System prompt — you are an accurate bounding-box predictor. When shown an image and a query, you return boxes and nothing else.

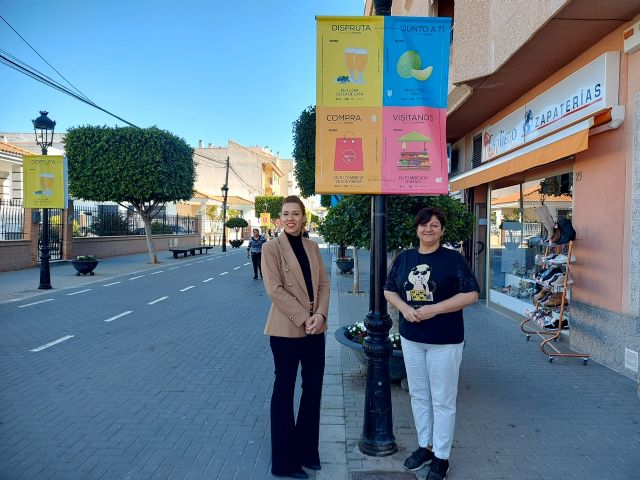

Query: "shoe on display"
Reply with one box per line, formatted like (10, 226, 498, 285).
(544, 319, 569, 330)
(543, 292, 564, 307)
(426, 457, 450, 480)
(404, 447, 434, 471)
(550, 273, 574, 287)
(550, 254, 576, 264)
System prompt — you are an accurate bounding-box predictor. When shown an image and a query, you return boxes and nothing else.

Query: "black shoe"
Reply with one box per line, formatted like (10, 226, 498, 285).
(404, 446, 434, 471)
(301, 462, 321, 470)
(271, 469, 308, 479)
(253, 276, 258, 280)
(426, 456, 449, 480)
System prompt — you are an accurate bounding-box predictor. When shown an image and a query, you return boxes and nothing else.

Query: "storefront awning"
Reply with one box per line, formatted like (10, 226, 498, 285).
(450, 118, 593, 191)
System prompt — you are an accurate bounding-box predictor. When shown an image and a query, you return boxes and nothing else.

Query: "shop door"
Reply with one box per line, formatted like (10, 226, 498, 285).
(474, 203, 487, 299)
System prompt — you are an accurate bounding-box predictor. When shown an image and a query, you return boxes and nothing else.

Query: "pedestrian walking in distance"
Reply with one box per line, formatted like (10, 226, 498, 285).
(384, 207, 479, 480)
(247, 228, 267, 279)
(261, 195, 330, 479)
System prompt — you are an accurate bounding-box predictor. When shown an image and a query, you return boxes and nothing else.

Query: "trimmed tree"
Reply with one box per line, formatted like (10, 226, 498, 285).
(254, 195, 284, 220)
(64, 125, 195, 264)
(292, 106, 316, 198)
(225, 217, 248, 243)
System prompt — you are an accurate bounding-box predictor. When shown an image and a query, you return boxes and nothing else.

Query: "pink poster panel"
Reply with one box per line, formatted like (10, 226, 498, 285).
(381, 107, 448, 194)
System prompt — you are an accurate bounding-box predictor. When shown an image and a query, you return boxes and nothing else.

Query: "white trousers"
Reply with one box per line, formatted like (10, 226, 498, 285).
(400, 337, 464, 460)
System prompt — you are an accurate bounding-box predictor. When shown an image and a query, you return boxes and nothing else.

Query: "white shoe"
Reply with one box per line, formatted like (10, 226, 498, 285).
(549, 254, 576, 264)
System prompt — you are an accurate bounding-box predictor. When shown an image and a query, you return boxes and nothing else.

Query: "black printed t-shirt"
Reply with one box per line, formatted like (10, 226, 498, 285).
(384, 247, 480, 345)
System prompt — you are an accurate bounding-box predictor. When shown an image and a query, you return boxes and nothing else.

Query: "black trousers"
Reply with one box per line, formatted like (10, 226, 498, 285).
(251, 252, 262, 277)
(269, 334, 325, 475)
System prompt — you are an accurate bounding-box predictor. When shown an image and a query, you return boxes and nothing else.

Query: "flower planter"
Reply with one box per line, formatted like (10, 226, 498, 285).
(336, 258, 354, 274)
(334, 326, 406, 382)
(71, 260, 100, 276)
(229, 239, 244, 248)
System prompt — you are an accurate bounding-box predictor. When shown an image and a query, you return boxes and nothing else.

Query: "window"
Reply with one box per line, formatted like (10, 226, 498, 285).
(472, 134, 482, 169)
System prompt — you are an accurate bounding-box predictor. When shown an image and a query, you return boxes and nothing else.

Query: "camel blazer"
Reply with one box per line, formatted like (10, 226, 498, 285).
(262, 234, 330, 337)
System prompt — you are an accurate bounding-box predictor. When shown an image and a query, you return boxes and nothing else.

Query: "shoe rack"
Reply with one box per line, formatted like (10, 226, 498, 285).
(520, 241, 590, 364)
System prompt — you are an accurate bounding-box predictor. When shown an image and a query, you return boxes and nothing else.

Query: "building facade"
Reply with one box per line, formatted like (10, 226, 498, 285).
(366, 0, 640, 379)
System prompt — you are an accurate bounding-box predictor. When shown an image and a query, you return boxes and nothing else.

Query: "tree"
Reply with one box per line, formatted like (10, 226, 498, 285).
(254, 195, 284, 220)
(64, 126, 195, 264)
(225, 217, 248, 240)
(292, 106, 316, 198)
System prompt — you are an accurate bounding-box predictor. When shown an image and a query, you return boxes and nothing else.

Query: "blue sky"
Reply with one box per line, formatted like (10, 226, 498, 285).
(0, 0, 363, 157)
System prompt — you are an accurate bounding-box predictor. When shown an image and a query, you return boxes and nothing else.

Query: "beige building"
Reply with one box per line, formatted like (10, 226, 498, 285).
(366, 0, 640, 378)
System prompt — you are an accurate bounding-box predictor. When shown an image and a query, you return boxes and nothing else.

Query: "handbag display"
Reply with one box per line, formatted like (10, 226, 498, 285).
(334, 132, 364, 171)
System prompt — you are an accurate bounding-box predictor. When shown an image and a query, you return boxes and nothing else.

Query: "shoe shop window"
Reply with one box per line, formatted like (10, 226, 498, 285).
(489, 172, 573, 312)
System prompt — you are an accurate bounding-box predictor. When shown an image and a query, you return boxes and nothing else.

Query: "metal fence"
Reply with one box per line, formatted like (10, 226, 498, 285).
(72, 205, 196, 237)
(0, 199, 25, 240)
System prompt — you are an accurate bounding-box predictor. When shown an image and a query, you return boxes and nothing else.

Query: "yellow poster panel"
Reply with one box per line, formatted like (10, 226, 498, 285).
(315, 106, 382, 194)
(316, 16, 383, 107)
(260, 212, 271, 227)
(23, 155, 67, 208)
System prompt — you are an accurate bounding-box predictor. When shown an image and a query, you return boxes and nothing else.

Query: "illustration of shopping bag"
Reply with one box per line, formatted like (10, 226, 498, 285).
(334, 132, 364, 171)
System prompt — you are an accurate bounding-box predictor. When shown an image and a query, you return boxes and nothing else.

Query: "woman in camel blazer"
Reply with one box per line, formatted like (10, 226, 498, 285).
(261, 195, 329, 479)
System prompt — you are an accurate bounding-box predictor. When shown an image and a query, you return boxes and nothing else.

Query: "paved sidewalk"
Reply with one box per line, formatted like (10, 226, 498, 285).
(1, 243, 639, 479)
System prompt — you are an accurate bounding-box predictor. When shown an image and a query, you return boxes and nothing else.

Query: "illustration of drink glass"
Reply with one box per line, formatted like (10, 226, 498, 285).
(39, 173, 54, 195)
(353, 48, 368, 83)
(344, 48, 356, 82)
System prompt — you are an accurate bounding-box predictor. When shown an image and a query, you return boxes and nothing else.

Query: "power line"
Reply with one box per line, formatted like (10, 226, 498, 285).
(0, 49, 140, 128)
(0, 14, 93, 104)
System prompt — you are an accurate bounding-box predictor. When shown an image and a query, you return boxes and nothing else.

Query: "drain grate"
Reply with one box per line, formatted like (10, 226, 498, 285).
(351, 472, 417, 480)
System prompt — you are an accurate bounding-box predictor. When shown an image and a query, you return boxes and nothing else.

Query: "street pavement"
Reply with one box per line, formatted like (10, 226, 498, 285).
(0, 240, 639, 479)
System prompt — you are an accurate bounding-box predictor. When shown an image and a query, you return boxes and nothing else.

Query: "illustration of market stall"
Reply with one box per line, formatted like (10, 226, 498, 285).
(396, 131, 431, 169)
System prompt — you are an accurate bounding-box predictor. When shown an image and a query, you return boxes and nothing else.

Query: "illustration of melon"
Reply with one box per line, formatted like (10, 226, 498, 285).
(411, 66, 433, 81)
(396, 50, 422, 78)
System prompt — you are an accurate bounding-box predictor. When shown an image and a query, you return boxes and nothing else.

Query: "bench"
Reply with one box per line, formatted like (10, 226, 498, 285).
(169, 246, 214, 259)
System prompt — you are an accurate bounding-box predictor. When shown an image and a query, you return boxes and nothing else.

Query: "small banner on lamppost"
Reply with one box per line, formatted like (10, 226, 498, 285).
(23, 155, 68, 208)
(260, 212, 271, 227)
(316, 16, 452, 195)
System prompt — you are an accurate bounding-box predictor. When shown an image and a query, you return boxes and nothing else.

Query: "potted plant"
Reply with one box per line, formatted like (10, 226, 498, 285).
(71, 255, 100, 276)
(335, 255, 354, 274)
(225, 217, 248, 248)
(335, 322, 406, 381)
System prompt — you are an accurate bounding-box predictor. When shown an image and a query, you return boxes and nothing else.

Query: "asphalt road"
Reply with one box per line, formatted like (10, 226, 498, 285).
(0, 250, 280, 479)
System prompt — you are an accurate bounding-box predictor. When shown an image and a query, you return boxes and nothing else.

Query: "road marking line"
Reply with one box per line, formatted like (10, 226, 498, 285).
(244, 262, 251, 266)
(147, 296, 168, 305)
(150, 271, 163, 275)
(105, 311, 132, 322)
(203, 278, 214, 283)
(129, 275, 145, 280)
(18, 298, 54, 308)
(220, 272, 228, 276)
(233, 266, 242, 270)
(103, 281, 121, 286)
(66, 289, 92, 296)
(196, 260, 204, 263)
(184, 263, 193, 266)
(30, 335, 74, 352)
(169, 266, 180, 270)
(180, 286, 195, 292)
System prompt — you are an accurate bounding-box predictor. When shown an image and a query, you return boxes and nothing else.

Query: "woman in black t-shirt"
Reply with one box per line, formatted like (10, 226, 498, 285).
(384, 207, 479, 480)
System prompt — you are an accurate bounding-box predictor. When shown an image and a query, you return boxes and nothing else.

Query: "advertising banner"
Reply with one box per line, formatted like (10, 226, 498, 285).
(23, 155, 68, 208)
(316, 16, 451, 195)
(260, 212, 271, 227)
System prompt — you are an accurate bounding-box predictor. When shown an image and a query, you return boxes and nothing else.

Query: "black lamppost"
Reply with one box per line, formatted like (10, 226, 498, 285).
(359, 0, 397, 457)
(221, 156, 230, 252)
(32, 110, 56, 290)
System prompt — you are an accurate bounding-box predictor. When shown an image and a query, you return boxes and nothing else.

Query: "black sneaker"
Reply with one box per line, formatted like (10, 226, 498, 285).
(426, 456, 449, 480)
(403, 447, 434, 471)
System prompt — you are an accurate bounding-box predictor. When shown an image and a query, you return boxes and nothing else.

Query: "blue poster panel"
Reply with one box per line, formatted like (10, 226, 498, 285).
(382, 17, 451, 108)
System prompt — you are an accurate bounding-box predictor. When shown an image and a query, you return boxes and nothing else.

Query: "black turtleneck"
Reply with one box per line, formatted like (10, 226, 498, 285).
(286, 232, 314, 303)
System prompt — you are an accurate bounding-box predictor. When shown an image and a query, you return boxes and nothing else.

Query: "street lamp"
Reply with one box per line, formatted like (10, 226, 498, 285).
(32, 110, 56, 290)
(221, 156, 230, 252)
(358, 0, 397, 457)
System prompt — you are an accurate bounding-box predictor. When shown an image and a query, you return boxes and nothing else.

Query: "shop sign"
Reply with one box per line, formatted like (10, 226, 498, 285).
(483, 51, 620, 161)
